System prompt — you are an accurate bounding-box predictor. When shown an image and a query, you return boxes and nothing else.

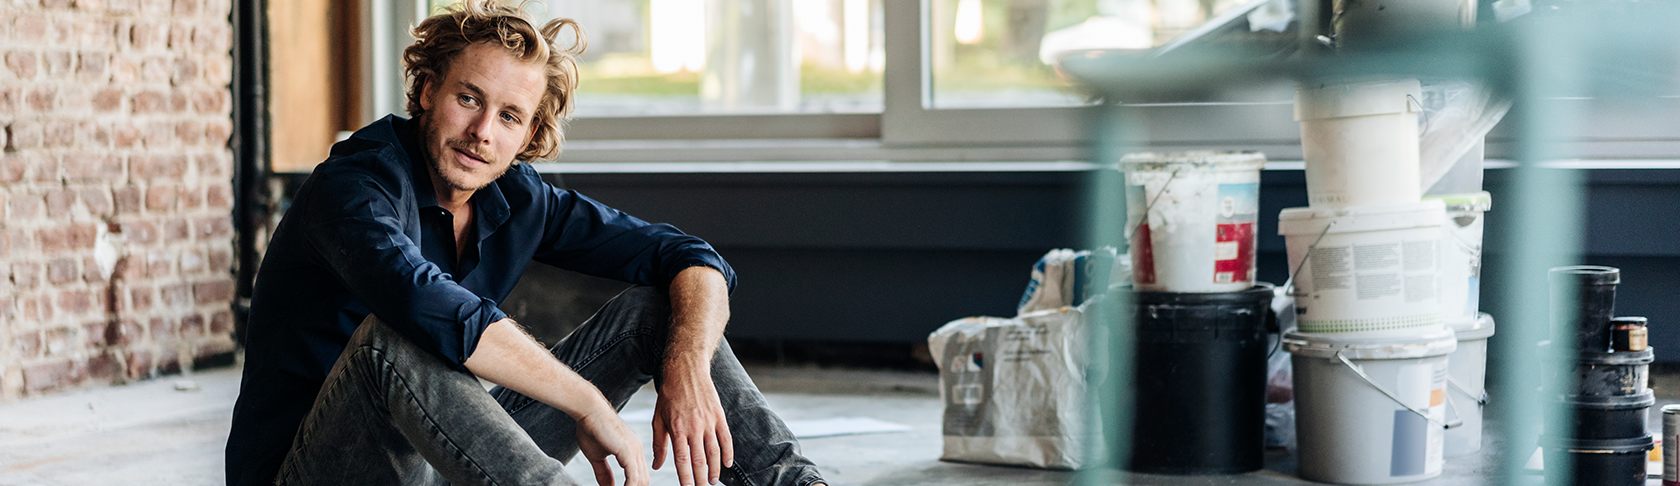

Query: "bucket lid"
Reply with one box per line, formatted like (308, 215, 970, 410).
(1449, 313, 1496, 340)
(1119, 151, 1266, 172)
(1548, 265, 1620, 286)
(1277, 200, 1446, 236)
(1423, 191, 1492, 212)
(1540, 434, 1654, 452)
(1131, 282, 1276, 305)
(1294, 79, 1422, 121)
(1283, 327, 1457, 360)
(1611, 316, 1647, 327)
(1559, 389, 1655, 409)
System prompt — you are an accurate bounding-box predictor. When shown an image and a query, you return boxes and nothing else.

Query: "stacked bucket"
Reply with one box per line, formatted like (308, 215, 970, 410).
(1117, 152, 1278, 475)
(1278, 79, 1496, 484)
(1542, 266, 1654, 486)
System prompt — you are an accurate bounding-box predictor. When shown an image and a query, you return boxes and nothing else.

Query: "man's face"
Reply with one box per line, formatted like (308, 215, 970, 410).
(418, 42, 547, 195)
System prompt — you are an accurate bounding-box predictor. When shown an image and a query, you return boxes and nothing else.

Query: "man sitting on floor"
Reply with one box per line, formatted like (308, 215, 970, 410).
(224, 2, 825, 485)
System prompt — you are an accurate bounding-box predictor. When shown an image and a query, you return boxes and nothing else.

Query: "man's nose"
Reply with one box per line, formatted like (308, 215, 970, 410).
(468, 111, 495, 143)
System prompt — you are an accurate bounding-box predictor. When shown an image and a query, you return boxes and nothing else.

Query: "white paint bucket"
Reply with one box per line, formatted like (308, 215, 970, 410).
(1279, 200, 1446, 333)
(1285, 328, 1457, 484)
(1296, 79, 1424, 208)
(1444, 313, 1494, 457)
(1425, 192, 1492, 328)
(1122, 151, 1266, 293)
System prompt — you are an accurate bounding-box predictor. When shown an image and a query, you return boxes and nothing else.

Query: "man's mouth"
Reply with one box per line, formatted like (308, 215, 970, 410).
(451, 147, 488, 167)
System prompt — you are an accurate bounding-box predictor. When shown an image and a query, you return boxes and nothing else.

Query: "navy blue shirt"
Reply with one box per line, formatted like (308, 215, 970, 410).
(225, 115, 734, 486)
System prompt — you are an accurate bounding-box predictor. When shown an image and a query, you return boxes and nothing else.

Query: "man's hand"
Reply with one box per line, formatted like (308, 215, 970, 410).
(653, 266, 734, 486)
(652, 366, 733, 486)
(576, 409, 650, 486)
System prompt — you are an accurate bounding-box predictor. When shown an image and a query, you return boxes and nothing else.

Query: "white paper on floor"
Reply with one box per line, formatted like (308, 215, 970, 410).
(784, 417, 912, 438)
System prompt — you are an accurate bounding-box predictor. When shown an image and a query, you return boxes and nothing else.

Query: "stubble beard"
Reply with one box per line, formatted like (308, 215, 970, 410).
(419, 112, 513, 194)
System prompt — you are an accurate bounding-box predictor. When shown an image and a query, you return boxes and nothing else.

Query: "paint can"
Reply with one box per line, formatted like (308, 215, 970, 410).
(1423, 192, 1490, 328)
(1611, 316, 1648, 352)
(1549, 266, 1619, 353)
(1662, 404, 1680, 486)
(1559, 390, 1654, 440)
(1444, 313, 1493, 457)
(1295, 79, 1423, 208)
(1542, 435, 1653, 486)
(1284, 328, 1456, 484)
(1278, 200, 1446, 333)
(1122, 151, 1265, 293)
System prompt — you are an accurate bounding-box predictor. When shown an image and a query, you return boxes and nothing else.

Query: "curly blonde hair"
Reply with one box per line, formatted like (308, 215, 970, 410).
(404, 0, 586, 162)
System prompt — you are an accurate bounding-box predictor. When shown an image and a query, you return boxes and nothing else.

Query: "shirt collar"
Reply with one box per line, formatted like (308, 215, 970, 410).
(397, 117, 444, 210)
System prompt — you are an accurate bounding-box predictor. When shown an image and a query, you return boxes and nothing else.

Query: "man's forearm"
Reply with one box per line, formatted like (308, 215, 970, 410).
(664, 266, 731, 376)
(465, 318, 615, 420)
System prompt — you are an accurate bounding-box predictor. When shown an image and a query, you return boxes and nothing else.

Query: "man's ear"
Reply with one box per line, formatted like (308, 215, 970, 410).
(418, 77, 435, 112)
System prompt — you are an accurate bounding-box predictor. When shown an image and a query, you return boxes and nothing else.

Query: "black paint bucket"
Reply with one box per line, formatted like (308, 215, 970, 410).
(1570, 348, 1653, 397)
(1541, 435, 1653, 486)
(1549, 266, 1620, 353)
(1126, 283, 1276, 475)
(1558, 390, 1654, 440)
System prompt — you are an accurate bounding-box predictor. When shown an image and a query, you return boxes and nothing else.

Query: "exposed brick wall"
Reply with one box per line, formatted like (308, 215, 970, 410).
(0, 0, 235, 400)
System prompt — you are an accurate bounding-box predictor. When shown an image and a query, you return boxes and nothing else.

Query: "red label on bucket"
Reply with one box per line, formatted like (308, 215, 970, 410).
(1133, 223, 1157, 284)
(1214, 222, 1255, 284)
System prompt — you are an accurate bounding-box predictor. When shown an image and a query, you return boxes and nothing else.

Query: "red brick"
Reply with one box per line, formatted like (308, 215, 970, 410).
(124, 349, 152, 379)
(81, 256, 103, 283)
(110, 254, 134, 280)
(77, 189, 111, 218)
(210, 310, 232, 334)
(45, 189, 75, 218)
(46, 257, 78, 284)
(205, 118, 231, 145)
(129, 285, 153, 310)
(196, 216, 229, 239)
(21, 296, 42, 320)
(207, 248, 230, 272)
(180, 313, 204, 335)
(133, 154, 186, 179)
(63, 154, 121, 182)
(41, 0, 74, 8)
(140, 122, 174, 147)
(36, 224, 98, 253)
(175, 119, 202, 146)
(180, 249, 204, 273)
(140, 56, 168, 81)
(160, 283, 189, 307)
(147, 316, 170, 336)
(132, 89, 166, 113)
(43, 327, 72, 355)
(44, 119, 76, 148)
(58, 290, 93, 315)
(170, 57, 197, 85)
(178, 185, 202, 208)
(84, 321, 107, 348)
(22, 360, 75, 394)
(9, 192, 44, 220)
(8, 121, 44, 149)
(113, 185, 141, 213)
(0, 155, 24, 182)
(144, 184, 176, 210)
(87, 351, 117, 381)
(113, 124, 139, 147)
(109, 55, 136, 83)
(124, 220, 156, 245)
(92, 88, 123, 112)
(43, 51, 73, 79)
(193, 279, 233, 304)
(76, 0, 108, 12)
(5, 51, 37, 79)
(14, 15, 48, 40)
(192, 87, 219, 113)
(163, 218, 188, 240)
(167, 22, 191, 49)
(26, 86, 55, 111)
(77, 52, 108, 82)
(205, 184, 231, 209)
(12, 262, 41, 289)
(14, 331, 40, 359)
(172, 0, 198, 15)
(168, 90, 187, 111)
(145, 251, 171, 276)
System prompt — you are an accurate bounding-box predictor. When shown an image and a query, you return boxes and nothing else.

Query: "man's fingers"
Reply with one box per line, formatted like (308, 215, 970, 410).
(589, 457, 615, 486)
(651, 420, 668, 470)
(626, 454, 650, 486)
(705, 431, 722, 485)
(718, 421, 735, 469)
(689, 435, 708, 486)
(673, 440, 696, 486)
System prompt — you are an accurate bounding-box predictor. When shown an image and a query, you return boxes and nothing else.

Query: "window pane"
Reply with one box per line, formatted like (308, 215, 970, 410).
(426, 0, 885, 117)
(930, 0, 1283, 108)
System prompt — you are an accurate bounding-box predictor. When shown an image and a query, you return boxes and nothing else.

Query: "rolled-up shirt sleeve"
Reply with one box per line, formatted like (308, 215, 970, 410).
(302, 175, 504, 368)
(532, 186, 736, 294)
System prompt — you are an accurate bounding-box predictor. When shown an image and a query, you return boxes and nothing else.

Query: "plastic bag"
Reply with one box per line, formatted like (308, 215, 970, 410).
(1017, 248, 1123, 315)
(1263, 285, 1298, 451)
(930, 306, 1095, 469)
(1417, 80, 1512, 194)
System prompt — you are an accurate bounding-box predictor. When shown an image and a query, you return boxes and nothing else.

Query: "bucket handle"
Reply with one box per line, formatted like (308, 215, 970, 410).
(1123, 169, 1180, 240)
(1334, 352, 1464, 429)
(1447, 375, 1489, 406)
(1282, 221, 1338, 298)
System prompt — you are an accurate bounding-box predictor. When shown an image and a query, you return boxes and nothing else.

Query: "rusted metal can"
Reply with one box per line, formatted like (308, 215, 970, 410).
(1612, 316, 1648, 352)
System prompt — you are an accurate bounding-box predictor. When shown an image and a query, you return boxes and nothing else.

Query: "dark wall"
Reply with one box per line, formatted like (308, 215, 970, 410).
(541, 168, 1680, 360)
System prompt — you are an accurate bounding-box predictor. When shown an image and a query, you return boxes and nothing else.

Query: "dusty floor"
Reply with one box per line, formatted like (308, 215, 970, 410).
(0, 363, 1667, 485)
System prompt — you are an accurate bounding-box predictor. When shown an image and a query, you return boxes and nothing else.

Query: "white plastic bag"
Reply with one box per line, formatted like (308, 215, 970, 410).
(930, 306, 1094, 469)
(1017, 248, 1122, 315)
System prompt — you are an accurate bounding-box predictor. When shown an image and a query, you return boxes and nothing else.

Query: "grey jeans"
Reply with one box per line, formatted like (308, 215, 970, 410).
(275, 286, 824, 486)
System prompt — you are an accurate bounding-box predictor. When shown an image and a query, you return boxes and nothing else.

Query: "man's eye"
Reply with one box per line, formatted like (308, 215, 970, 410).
(459, 95, 477, 106)
(501, 112, 518, 123)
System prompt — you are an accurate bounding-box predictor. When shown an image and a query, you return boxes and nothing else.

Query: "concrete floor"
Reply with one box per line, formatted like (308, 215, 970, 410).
(0, 363, 1666, 486)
